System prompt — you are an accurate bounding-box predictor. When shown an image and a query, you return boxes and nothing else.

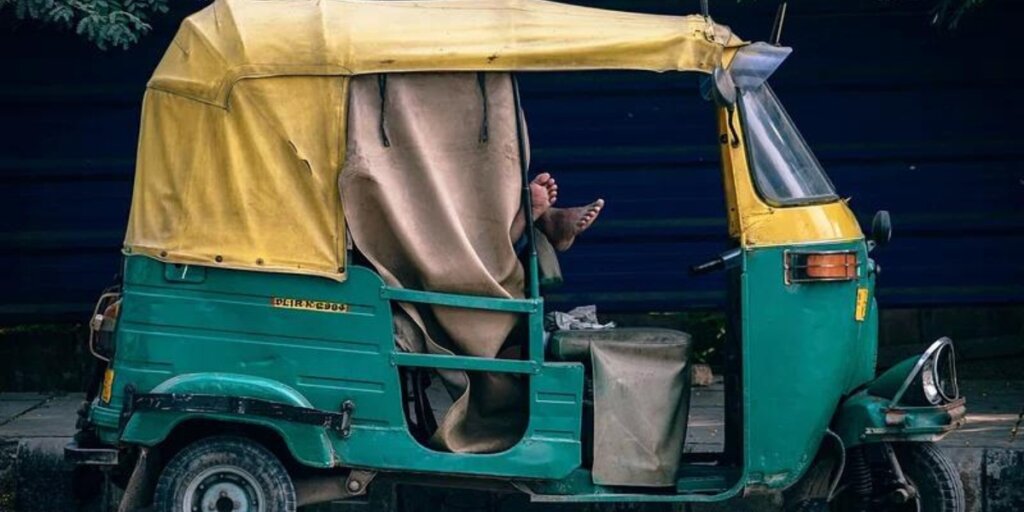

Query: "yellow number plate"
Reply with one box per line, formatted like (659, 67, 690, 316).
(855, 287, 870, 322)
(271, 297, 349, 314)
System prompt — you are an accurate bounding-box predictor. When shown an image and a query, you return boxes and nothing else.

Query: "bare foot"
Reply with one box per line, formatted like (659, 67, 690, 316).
(540, 199, 605, 252)
(512, 173, 559, 242)
(530, 172, 557, 220)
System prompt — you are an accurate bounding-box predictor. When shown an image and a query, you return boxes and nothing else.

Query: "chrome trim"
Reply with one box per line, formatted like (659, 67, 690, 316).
(783, 249, 860, 285)
(824, 430, 846, 502)
(935, 341, 960, 402)
(88, 292, 119, 363)
(890, 337, 955, 407)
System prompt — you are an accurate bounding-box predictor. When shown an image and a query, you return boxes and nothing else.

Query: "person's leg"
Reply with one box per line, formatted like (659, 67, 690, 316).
(538, 199, 605, 252)
(511, 171, 605, 253)
(510, 172, 557, 243)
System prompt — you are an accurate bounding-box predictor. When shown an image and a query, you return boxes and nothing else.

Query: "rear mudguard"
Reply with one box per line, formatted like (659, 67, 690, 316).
(120, 373, 338, 468)
(832, 357, 966, 449)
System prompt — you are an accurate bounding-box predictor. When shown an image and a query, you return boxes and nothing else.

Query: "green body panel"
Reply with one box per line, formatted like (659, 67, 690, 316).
(391, 352, 539, 374)
(119, 373, 336, 467)
(852, 263, 880, 389)
(738, 241, 875, 489)
(88, 245, 959, 501)
(98, 255, 583, 480)
(381, 286, 540, 313)
(867, 356, 918, 400)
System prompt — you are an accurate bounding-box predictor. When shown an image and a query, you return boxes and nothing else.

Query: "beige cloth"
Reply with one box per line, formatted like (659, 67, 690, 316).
(340, 73, 528, 453)
(591, 339, 690, 486)
(550, 328, 692, 486)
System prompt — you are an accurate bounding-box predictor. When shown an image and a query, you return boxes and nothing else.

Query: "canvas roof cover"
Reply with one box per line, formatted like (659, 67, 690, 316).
(125, 0, 743, 280)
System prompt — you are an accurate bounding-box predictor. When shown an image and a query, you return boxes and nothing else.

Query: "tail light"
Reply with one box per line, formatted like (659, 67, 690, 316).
(89, 292, 121, 362)
(785, 250, 858, 284)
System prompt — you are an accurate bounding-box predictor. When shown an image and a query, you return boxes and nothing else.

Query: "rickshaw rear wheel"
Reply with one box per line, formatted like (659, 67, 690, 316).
(826, 442, 964, 512)
(153, 435, 296, 512)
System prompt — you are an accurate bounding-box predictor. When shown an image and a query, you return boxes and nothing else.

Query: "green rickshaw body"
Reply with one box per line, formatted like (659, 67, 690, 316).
(85, 236, 930, 501)
(91, 257, 585, 479)
(738, 240, 875, 488)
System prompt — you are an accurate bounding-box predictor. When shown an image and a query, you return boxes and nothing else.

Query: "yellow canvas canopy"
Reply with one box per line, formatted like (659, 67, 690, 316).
(125, 0, 744, 280)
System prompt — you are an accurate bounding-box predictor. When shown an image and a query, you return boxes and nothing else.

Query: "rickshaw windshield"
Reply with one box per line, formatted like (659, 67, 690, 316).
(739, 84, 838, 206)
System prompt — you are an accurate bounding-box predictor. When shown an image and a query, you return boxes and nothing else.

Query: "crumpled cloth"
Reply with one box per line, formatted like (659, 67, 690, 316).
(546, 305, 616, 331)
(341, 72, 528, 454)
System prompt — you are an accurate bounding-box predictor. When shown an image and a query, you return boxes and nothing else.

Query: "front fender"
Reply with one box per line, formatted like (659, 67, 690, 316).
(120, 373, 338, 468)
(832, 369, 966, 449)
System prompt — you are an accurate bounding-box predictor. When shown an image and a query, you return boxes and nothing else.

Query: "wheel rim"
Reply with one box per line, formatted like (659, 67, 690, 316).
(907, 474, 922, 512)
(183, 465, 265, 512)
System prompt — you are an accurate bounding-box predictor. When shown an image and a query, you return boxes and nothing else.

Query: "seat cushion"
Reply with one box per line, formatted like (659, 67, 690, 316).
(548, 327, 691, 363)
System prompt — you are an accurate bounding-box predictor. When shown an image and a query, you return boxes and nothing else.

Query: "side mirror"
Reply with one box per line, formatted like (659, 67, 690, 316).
(729, 42, 793, 90)
(870, 210, 892, 248)
(700, 66, 737, 107)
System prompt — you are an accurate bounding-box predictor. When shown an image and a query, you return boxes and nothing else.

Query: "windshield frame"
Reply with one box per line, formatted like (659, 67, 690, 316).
(736, 83, 839, 207)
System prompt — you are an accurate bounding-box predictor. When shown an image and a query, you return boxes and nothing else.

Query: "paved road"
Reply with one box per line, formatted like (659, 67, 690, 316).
(1, 381, 1021, 511)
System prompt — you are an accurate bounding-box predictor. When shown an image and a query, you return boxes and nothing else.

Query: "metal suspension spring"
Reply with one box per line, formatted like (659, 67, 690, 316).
(848, 447, 874, 512)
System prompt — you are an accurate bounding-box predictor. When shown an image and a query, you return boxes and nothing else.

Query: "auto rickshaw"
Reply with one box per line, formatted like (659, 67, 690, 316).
(65, 1, 967, 511)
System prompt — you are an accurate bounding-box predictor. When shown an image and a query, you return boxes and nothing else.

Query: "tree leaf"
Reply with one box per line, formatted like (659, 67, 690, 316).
(1, 0, 186, 49)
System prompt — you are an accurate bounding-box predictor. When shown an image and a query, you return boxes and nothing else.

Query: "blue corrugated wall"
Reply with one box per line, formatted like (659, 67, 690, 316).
(1, 0, 1022, 321)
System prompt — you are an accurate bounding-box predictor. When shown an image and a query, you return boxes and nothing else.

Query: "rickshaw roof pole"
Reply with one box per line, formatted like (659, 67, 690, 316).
(511, 76, 540, 299)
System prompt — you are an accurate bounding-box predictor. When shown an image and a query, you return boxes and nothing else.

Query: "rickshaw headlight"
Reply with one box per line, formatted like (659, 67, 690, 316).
(877, 337, 959, 407)
(920, 359, 941, 405)
(892, 337, 954, 405)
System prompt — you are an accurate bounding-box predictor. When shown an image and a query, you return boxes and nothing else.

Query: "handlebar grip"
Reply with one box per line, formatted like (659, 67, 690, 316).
(689, 258, 724, 276)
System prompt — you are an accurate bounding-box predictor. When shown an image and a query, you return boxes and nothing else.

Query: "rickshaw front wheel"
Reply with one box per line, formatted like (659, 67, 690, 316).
(887, 443, 964, 512)
(830, 442, 964, 512)
(153, 435, 296, 512)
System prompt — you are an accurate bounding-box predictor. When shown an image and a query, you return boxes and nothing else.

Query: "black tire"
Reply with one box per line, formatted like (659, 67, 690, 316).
(153, 436, 296, 512)
(893, 442, 965, 512)
(826, 442, 964, 512)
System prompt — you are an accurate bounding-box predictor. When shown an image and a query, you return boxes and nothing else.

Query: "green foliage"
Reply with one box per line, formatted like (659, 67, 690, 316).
(0, 0, 170, 50)
(0, 0, 993, 51)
